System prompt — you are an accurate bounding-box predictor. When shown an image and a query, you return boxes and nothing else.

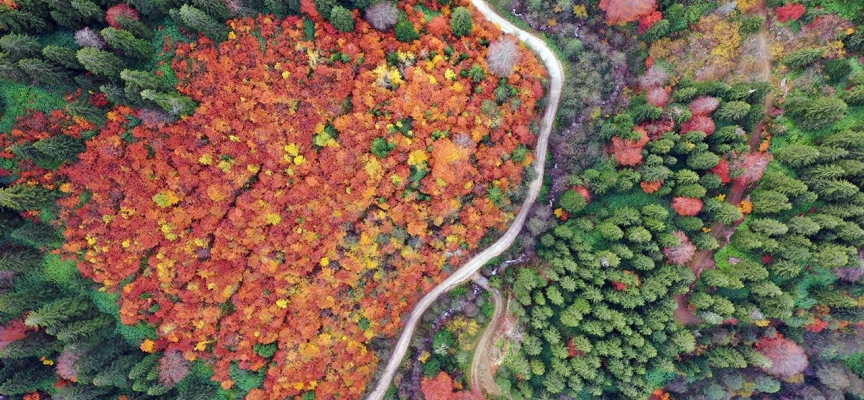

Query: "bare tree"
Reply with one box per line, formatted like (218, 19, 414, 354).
(364, 2, 398, 31)
(74, 27, 105, 49)
(487, 36, 520, 78)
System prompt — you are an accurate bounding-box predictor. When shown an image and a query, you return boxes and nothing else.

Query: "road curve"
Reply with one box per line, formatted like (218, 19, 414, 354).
(470, 286, 505, 397)
(365, 2, 564, 398)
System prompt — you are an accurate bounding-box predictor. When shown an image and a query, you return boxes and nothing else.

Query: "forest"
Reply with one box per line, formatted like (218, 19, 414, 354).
(439, 0, 864, 399)
(0, 0, 546, 398)
(5, 0, 864, 399)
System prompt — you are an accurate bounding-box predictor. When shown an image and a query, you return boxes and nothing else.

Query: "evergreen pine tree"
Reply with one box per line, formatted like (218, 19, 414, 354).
(840, 86, 864, 105)
(0, 331, 57, 359)
(0, 33, 41, 60)
(394, 20, 418, 42)
(0, 362, 54, 395)
(121, 69, 171, 93)
(329, 5, 355, 32)
(140, 89, 197, 115)
(0, 184, 57, 211)
(70, 0, 105, 23)
(91, 354, 139, 388)
(0, 247, 41, 273)
(32, 134, 86, 164)
(11, 220, 63, 249)
(450, 7, 473, 37)
(76, 47, 125, 77)
(17, 57, 70, 86)
(715, 100, 751, 122)
(784, 95, 848, 131)
(42, 45, 83, 70)
(114, 14, 154, 40)
(178, 4, 227, 42)
(25, 296, 93, 329)
(314, 0, 336, 19)
(0, 7, 48, 33)
(100, 27, 152, 59)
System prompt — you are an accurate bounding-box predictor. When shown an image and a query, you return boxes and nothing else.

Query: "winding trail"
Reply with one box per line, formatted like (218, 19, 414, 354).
(364, 1, 564, 398)
(470, 282, 505, 398)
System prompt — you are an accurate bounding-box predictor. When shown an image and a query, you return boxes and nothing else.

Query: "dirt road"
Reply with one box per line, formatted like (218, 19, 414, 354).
(364, 1, 564, 398)
(469, 285, 505, 397)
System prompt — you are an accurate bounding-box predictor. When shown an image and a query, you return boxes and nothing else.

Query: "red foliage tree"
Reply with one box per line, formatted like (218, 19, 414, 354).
(0, 320, 28, 351)
(598, 0, 658, 24)
(672, 197, 703, 216)
(647, 87, 670, 107)
(710, 158, 731, 184)
(158, 350, 191, 387)
(55, 350, 81, 381)
(611, 127, 649, 166)
(574, 185, 592, 204)
(421, 372, 480, 400)
(688, 96, 720, 116)
(638, 11, 663, 34)
(756, 334, 809, 378)
(663, 230, 696, 265)
(105, 4, 140, 29)
(732, 152, 773, 186)
(641, 180, 662, 194)
(776, 3, 806, 23)
(680, 115, 716, 135)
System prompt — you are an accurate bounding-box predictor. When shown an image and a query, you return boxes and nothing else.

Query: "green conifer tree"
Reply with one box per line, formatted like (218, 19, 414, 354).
(178, 4, 227, 42)
(11, 220, 62, 249)
(76, 47, 124, 77)
(100, 27, 152, 59)
(17, 58, 69, 86)
(329, 5, 355, 32)
(24, 296, 93, 329)
(70, 0, 104, 23)
(140, 89, 197, 115)
(450, 7, 473, 37)
(0, 33, 41, 60)
(114, 14, 154, 40)
(394, 20, 418, 42)
(121, 69, 171, 93)
(0, 184, 57, 211)
(42, 45, 83, 70)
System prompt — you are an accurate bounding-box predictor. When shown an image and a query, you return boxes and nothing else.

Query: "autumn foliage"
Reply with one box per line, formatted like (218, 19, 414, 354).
(776, 3, 806, 23)
(421, 372, 481, 400)
(611, 127, 649, 166)
(57, 3, 544, 398)
(756, 334, 809, 378)
(672, 197, 704, 216)
(598, 0, 658, 25)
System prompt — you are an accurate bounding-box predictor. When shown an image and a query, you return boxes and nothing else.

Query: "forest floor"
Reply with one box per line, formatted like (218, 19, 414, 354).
(675, 0, 776, 324)
(363, 0, 564, 398)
